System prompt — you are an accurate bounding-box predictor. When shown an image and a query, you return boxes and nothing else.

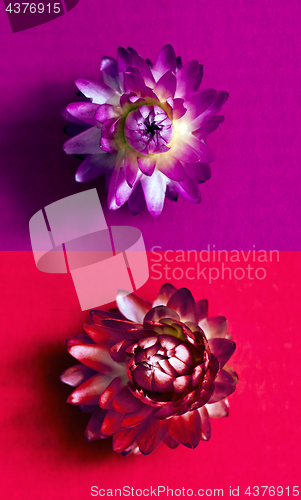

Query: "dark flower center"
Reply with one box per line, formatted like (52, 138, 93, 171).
(144, 121, 162, 137)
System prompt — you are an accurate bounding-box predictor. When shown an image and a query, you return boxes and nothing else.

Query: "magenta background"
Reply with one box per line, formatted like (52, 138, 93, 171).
(1, 0, 301, 250)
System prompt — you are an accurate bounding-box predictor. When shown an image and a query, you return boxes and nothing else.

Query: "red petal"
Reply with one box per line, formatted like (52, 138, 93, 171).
(167, 288, 198, 323)
(99, 377, 124, 409)
(85, 407, 106, 441)
(113, 425, 143, 453)
(100, 409, 125, 436)
(169, 411, 201, 448)
(60, 364, 96, 387)
(113, 387, 144, 413)
(137, 418, 169, 455)
(199, 406, 211, 440)
(67, 374, 112, 406)
(164, 433, 180, 449)
(122, 405, 154, 428)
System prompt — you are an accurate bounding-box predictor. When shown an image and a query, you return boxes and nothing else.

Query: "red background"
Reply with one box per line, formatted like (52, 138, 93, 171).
(1, 252, 300, 499)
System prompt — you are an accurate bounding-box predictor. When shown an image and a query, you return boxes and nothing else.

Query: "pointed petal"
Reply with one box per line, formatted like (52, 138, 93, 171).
(208, 367, 238, 404)
(182, 89, 217, 124)
(100, 56, 120, 92)
(169, 411, 201, 448)
(144, 305, 180, 323)
(113, 387, 145, 413)
(75, 153, 116, 182)
(137, 156, 157, 176)
(189, 162, 212, 183)
(60, 364, 96, 387)
(156, 154, 185, 181)
(132, 53, 156, 87)
(137, 418, 169, 455)
(75, 78, 118, 104)
(122, 405, 154, 428)
(67, 374, 113, 405)
(95, 104, 120, 123)
(68, 344, 123, 374)
(123, 67, 145, 93)
(199, 316, 228, 339)
(206, 399, 229, 418)
(173, 98, 187, 120)
(193, 64, 204, 91)
(199, 406, 211, 440)
(99, 377, 124, 409)
(128, 183, 145, 215)
(208, 338, 236, 368)
(101, 409, 125, 436)
(116, 290, 151, 323)
(113, 425, 143, 452)
(175, 60, 200, 98)
(196, 299, 208, 321)
(169, 136, 200, 163)
(193, 116, 225, 140)
(66, 102, 100, 126)
(152, 283, 177, 307)
(167, 288, 198, 323)
(83, 323, 125, 347)
(140, 170, 167, 217)
(181, 134, 216, 163)
(154, 71, 177, 100)
(152, 44, 176, 80)
(164, 433, 180, 449)
(63, 127, 102, 155)
(85, 406, 107, 441)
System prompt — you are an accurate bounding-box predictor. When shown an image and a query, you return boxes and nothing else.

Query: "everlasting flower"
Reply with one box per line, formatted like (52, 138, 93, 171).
(62, 45, 228, 217)
(61, 284, 238, 456)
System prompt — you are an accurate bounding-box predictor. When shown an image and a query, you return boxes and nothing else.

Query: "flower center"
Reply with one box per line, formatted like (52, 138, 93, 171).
(124, 104, 173, 156)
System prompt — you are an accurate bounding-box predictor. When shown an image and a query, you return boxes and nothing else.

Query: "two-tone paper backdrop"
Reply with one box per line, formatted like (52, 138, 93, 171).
(1, 1, 301, 499)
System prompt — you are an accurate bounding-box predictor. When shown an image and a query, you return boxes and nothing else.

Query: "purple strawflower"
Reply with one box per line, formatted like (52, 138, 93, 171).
(63, 45, 228, 217)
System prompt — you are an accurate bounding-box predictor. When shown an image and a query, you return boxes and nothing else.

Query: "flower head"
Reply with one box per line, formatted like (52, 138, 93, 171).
(63, 45, 228, 217)
(61, 284, 238, 456)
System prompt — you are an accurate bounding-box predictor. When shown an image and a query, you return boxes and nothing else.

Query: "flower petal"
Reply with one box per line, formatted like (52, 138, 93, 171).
(208, 338, 236, 368)
(116, 290, 151, 323)
(60, 364, 96, 387)
(101, 409, 125, 436)
(75, 153, 116, 182)
(83, 323, 126, 347)
(189, 162, 212, 183)
(193, 64, 204, 92)
(75, 78, 118, 104)
(168, 137, 200, 163)
(137, 418, 169, 455)
(152, 283, 177, 307)
(175, 60, 200, 98)
(164, 433, 180, 449)
(122, 405, 154, 428)
(199, 316, 228, 339)
(181, 89, 217, 124)
(169, 411, 201, 448)
(208, 367, 238, 404)
(140, 170, 167, 217)
(144, 305, 180, 323)
(113, 387, 145, 413)
(128, 183, 145, 215)
(198, 406, 211, 440)
(193, 116, 225, 140)
(68, 344, 123, 374)
(123, 67, 145, 94)
(206, 399, 229, 418)
(156, 154, 186, 181)
(181, 134, 216, 163)
(67, 374, 113, 405)
(95, 104, 120, 123)
(85, 406, 106, 441)
(66, 102, 100, 126)
(167, 288, 198, 323)
(113, 425, 143, 453)
(152, 44, 176, 81)
(99, 377, 124, 409)
(63, 127, 102, 155)
(137, 156, 157, 176)
(154, 71, 177, 100)
(100, 56, 120, 92)
(132, 53, 156, 87)
(196, 299, 208, 321)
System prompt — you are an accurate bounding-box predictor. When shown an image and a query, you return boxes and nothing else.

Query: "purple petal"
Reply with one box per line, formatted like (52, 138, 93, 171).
(152, 44, 176, 80)
(116, 290, 151, 323)
(60, 364, 96, 388)
(75, 153, 116, 182)
(175, 60, 200, 98)
(181, 134, 216, 163)
(137, 418, 169, 455)
(169, 411, 201, 448)
(176, 56, 183, 70)
(100, 56, 120, 92)
(169, 137, 200, 163)
(124, 150, 139, 186)
(152, 283, 177, 307)
(61, 107, 85, 125)
(173, 98, 187, 120)
(67, 374, 113, 406)
(128, 183, 145, 215)
(201, 90, 229, 121)
(63, 127, 102, 155)
(75, 78, 117, 104)
(108, 153, 136, 209)
(137, 156, 157, 176)
(95, 104, 120, 123)
(167, 287, 198, 323)
(182, 89, 217, 124)
(66, 102, 100, 126)
(156, 154, 186, 181)
(208, 338, 236, 368)
(154, 71, 177, 100)
(132, 53, 156, 87)
(123, 67, 145, 94)
(141, 169, 167, 217)
(206, 399, 229, 418)
(193, 65, 204, 91)
(189, 162, 211, 183)
(193, 116, 225, 140)
(85, 406, 106, 441)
